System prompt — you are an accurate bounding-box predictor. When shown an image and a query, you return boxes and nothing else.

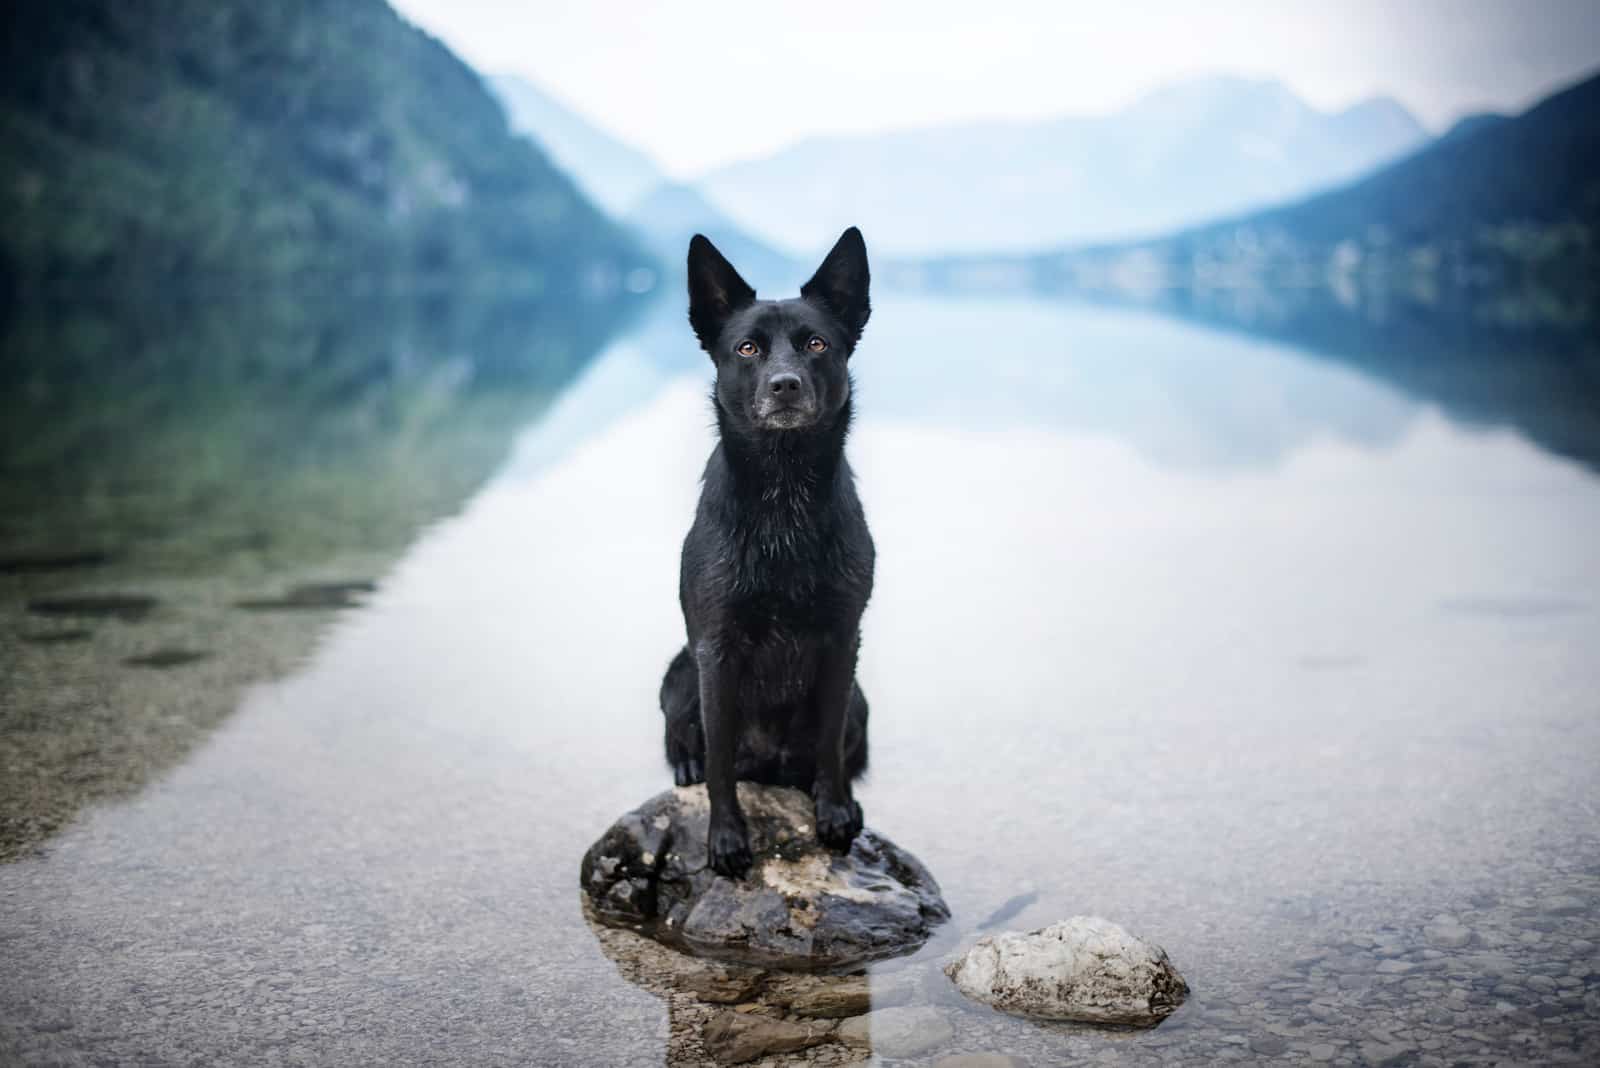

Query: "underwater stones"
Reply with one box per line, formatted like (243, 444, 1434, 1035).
(944, 916, 1189, 1027)
(580, 783, 949, 970)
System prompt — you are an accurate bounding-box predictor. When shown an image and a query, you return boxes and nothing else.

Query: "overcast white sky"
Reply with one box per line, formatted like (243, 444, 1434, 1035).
(392, 0, 1600, 176)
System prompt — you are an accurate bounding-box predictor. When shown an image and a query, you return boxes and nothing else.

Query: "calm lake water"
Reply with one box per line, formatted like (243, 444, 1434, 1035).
(2, 292, 1598, 1065)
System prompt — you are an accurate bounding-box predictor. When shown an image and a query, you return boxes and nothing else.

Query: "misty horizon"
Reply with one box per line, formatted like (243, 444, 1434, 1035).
(495, 69, 1457, 180)
(393, 0, 1600, 175)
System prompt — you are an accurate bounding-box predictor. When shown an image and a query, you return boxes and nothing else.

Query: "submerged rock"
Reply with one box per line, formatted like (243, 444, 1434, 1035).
(584, 905, 936, 1063)
(701, 1010, 834, 1064)
(944, 916, 1188, 1026)
(122, 648, 212, 669)
(19, 629, 92, 644)
(1424, 921, 1474, 949)
(234, 580, 375, 611)
(673, 958, 766, 1004)
(763, 972, 874, 1017)
(0, 549, 111, 575)
(580, 783, 949, 970)
(835, 1005, 954, 1058)
(27, 593, 158, 621)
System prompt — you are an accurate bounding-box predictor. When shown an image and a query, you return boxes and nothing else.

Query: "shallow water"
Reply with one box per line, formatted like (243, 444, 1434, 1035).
(2, 294, 1598, 1065)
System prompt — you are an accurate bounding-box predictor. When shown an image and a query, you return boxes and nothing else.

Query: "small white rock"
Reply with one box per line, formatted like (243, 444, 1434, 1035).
(943, 916, 1188, 1027)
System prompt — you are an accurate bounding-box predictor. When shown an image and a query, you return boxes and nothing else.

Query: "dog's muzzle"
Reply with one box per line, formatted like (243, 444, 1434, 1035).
(755, 371, 818, 428)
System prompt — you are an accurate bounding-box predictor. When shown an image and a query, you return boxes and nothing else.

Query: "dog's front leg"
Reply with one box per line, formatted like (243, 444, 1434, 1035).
(811, 629, 864, 851)
(696, 639, 751, 878)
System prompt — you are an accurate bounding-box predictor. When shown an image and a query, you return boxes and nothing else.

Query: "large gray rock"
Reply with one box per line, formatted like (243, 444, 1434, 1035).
(581, 783, 949, 969)
(944, 916, 1188, 1026)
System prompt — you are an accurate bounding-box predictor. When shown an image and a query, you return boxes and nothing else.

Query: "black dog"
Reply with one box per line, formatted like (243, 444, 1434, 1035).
(660, 228, 875, 879)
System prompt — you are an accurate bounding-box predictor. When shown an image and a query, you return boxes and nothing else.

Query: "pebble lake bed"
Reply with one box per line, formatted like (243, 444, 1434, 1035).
(3, 296, 1599, 1064)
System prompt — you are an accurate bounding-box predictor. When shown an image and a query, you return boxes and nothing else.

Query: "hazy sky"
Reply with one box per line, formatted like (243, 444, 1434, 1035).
(392, 0, 1600, 176)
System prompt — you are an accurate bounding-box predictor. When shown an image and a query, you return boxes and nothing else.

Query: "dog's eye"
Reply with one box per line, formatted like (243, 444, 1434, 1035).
(736, 339, 760, 358)
(807, 335, 828, 353)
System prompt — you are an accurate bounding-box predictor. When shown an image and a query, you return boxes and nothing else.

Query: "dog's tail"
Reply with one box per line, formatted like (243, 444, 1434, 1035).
(660, 647, 704, 785)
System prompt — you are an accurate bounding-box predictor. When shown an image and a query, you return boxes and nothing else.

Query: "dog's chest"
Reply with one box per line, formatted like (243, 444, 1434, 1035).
(733, 618, 823, 707)
(735, 482, 821, 568)
(725, 490, 865, 596)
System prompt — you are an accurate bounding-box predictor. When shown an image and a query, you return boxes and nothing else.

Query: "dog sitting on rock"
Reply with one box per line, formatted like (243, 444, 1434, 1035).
(659, 228, 875, 879)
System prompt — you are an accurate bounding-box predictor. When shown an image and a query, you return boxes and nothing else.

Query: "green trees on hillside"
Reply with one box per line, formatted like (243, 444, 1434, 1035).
(0, 1, 654, 289)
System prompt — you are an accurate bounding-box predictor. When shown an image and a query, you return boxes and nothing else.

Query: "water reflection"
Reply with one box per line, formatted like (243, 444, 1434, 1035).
(1057, 281, 1600, 475)
(0, 290, 631, 569)
(0, 288, 637, 858)
(855, 296, 1420, 471)
(1, 288, 1597, 1065)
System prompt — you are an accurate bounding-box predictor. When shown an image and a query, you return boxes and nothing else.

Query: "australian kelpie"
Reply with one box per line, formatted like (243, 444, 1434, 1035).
(659, 228, 874, 878)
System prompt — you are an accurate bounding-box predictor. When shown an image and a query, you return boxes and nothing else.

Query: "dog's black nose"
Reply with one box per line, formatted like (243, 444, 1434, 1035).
(769, 373, 802, 395)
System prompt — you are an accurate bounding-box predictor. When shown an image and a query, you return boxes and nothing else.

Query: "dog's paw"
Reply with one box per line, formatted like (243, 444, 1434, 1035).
(814, 795, 863, 852)
(672, 757, 705, 787)
(707, 820, 752, 879)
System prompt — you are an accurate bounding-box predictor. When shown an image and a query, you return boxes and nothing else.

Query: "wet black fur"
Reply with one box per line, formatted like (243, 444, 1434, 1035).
(660, 228, 875, 878)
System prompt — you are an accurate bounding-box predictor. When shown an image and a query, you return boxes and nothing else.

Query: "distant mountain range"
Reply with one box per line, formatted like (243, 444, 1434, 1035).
(696, 76, 1429, 257)
(0, 2, 651, 289)
(899, 71, 1599, 329)
(489, 74, 662, 217)
(1077, 70, 1595, 304)
(621, 183, 800, 291)
(1171, 73, 1595, 249)
(489, 72, 1430, 266)
(490, 73, 798, 288)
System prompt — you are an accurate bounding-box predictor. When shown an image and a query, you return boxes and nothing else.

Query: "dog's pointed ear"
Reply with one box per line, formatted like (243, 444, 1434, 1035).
(801, 226, 870, 349)
(687, 234, 755, 350)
